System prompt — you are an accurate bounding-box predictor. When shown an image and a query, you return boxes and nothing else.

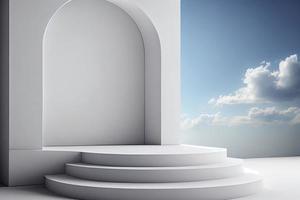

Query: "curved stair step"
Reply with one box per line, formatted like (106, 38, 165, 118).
(66, 158, 243, 182)
(81, 145, 227, 167)
(46, 172, 262, 200)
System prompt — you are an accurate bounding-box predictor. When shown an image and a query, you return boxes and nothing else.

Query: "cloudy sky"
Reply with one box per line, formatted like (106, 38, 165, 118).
(181, 0, 300, 135)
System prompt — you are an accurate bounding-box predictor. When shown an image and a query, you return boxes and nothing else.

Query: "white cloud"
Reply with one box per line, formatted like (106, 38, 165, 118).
(181, 107, 300, 129)
(210, 54, 300, 106)
(180, 113, 226, 129)
(248, 107, 300, 124)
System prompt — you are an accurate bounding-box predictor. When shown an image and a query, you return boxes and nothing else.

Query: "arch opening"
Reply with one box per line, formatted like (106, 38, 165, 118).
(42, 0, 161, 146)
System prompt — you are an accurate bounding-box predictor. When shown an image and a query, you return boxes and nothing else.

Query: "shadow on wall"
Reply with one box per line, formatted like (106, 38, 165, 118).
(0, 0, 9, 186)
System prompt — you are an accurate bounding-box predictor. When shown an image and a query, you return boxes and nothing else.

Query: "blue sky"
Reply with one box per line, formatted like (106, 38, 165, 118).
(181, 0, 300, 133)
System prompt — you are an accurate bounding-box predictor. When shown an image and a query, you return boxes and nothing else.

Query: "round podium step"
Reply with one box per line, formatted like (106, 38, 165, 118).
(45, 145, 262, 200)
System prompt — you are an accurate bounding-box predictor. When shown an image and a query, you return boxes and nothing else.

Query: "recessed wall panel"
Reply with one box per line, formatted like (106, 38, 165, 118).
(43, 0, 145, 146)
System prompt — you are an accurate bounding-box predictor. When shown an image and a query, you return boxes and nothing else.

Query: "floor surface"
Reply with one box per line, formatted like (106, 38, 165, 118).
(0, 157, 299, 200)
(238, 157, 300, 200)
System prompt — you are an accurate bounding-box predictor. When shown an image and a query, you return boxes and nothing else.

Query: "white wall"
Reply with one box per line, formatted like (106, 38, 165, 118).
(132, 0, 181, 144)
(43, 0, 145, 146)
(8, 0, 79, 186)
(109, 0, 163, 145)
(108, 0, 181, 144)
(6, 0, 181, 186)
(9, 0, 69, 150)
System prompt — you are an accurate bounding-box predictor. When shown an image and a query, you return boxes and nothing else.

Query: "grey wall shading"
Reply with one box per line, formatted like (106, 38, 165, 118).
(0, 0, 9, 186)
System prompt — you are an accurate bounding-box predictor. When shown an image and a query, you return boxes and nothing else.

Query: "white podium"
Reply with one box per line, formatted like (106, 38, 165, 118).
(0, 0, 261, 199)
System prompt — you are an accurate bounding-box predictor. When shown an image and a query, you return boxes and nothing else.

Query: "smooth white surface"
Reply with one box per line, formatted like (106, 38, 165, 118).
(108, 0, 162, 145)
(112, 0, 181, 145)
(1, 157, 299, 200)
(0, 186, 72, 200)
(137, 0, 181, 145)
(43, 145, 225, 154)
(9, 150, 80, 186)
(44, 145, 262, 199)
(44, 0, 145, 146)
(241, 157, 300, 200)
(44, 145, 227, 166)
(65, 158, 243, 182)
(7, 0, 180, 185)
(46, 173, 261, 188)
(9, 0, 180, 149)
(10, 0, 69, 149)
(46, 173, 261, 200)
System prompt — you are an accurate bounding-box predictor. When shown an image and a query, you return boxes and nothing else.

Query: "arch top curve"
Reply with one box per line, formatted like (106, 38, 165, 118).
(43, 0, 161, 54)
(42, 0, 162, 146)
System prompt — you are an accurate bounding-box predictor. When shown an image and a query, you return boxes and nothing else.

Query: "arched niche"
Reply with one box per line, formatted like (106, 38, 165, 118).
(43, 0, 161, 146)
